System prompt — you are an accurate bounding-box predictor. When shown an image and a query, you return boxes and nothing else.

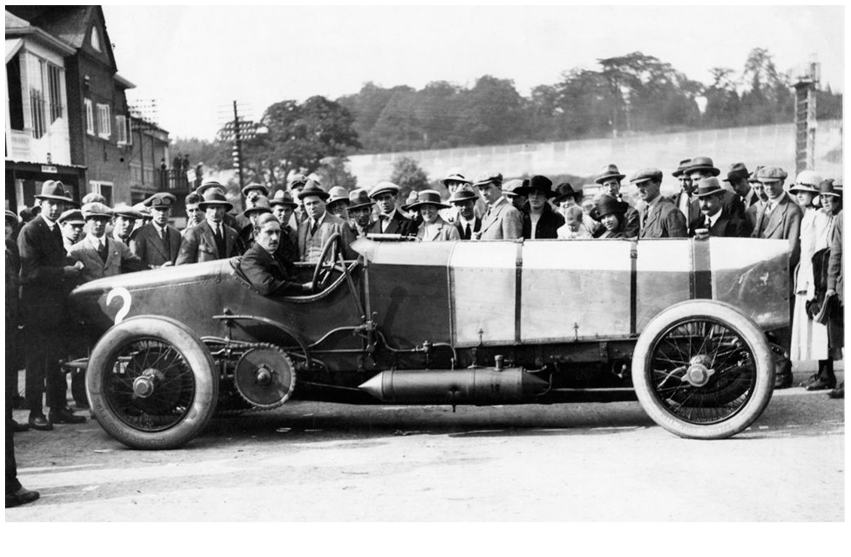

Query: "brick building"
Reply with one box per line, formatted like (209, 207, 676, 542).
(6, 6, 171, 211)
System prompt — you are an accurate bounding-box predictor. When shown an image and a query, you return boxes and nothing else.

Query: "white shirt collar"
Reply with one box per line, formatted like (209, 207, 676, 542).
(707, 208, 723, 228)
(41, 214, 57, 230)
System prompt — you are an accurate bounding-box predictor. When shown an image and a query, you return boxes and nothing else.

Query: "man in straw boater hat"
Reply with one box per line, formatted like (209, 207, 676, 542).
(367, 181, 418, 237)
(473, 171, 522, 240)
(594, 163, 639, 238)
(69, 202, 147, 283)
(297, 179, 356, 263)
(516, 175, 564, 239)
(177, 187, 240, 264)
(631, 168, 688, 239)
(269, 189, 300, 262)
(130, 192, 182, 268)
(449, 185, 481, 240)
(409, 190, 460, 242)
(17, 180, 86, 430)
(347, 188, 376, 238)
(688, 178, 750, 239)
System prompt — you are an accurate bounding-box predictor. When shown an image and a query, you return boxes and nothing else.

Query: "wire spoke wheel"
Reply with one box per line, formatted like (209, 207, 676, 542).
(88, 316, 218, 450)
(632, 301, 774, 439)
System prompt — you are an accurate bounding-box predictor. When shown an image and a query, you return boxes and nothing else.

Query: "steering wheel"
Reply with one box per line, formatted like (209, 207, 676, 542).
(311, 233, 342, 292)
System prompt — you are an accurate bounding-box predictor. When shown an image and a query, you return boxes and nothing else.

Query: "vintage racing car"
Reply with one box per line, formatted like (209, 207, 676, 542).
(68, 235, 791, 449)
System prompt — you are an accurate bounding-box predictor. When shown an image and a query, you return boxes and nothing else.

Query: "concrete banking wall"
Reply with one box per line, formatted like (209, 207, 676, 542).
(348, 119, 843, 189)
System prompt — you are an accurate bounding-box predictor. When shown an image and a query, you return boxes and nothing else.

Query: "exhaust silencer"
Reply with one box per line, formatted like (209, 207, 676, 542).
(358, 367, 548, 405)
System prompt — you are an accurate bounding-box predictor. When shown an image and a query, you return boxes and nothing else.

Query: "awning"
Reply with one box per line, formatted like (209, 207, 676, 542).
(5, 38, 23, 63)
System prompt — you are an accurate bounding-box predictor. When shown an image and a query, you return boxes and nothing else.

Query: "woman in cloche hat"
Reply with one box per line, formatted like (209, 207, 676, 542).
(592, 195, 630, 239)
(409, 190, 460, 242)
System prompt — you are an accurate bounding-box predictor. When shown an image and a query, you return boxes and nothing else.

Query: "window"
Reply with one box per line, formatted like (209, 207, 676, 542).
(85, 98, 94, 134)
(47, 64, 63, 122)
(6, 54, 24, 130)
(116, 115, 130, 144)
(97, 103, 111, 138)
(89, 182, 113, 206)
(91, 26, 102, 52)
(27, 56, 65, 138)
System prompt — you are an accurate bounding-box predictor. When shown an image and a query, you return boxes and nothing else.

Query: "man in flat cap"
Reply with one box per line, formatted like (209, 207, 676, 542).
(177, 188, 240, 264)
(17, 181, 85, 430)
(752, 166, 802, 268)
(631, 168, 688, 239)
(367, 181, 418, 237)
(474, 172, 523, 240)
(58, 209, 85, 254)
(69, 203, 148, 283)
(684, 156, 747, 227)
(111, 203, 143, 246)
(689, 178, 750, 238)
(297, 180, 356, 263)
(130, 192, 182, 268)
(594, 164, 639, 237)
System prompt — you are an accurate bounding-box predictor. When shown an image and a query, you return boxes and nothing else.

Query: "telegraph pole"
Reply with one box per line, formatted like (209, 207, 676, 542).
(232, 100, 245, 191)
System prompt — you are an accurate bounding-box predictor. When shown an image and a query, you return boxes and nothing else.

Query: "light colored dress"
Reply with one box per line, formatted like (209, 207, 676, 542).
(790, 207, 834, 361)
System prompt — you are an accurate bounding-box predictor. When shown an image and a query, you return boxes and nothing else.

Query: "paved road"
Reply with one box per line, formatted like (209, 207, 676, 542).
(6, 379, 844, 522)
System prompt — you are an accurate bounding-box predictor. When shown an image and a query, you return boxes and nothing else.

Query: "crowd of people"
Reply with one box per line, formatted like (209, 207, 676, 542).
(5, 155, 844, 506)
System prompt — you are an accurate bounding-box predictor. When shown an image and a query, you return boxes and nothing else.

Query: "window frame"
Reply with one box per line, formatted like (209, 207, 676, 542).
(96, 103, 111, 139)
(84, 98, 94, 135)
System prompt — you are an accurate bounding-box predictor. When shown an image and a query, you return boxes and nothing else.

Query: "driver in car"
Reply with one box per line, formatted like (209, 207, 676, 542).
(241, 213, 313, 296)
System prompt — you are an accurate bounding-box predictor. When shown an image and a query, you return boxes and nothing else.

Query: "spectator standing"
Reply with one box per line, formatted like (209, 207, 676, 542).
(689, 178, 750, 238)
(367, 182, 418, 237)
(58, 209, 85, 253)
(297, 180, 356, 262)
(270, 189, 300, 262)
(684, 156, 747, 224)
(632, 168, 688, 239)
(592, 195, 630, 239)
(449, 187, 481, 240)
(17, 181, 85, 430)
(410, 191, 460, 242)
(130, 193, 181, 268)
(69, 203, 147, 283)
(595, 164, 639, 236)
(346, 189, 376, 238)
(745, 166, 767, 231)
(176, 188, 239, 264)
(6, 210, 26, 430)
(237, 196, 272, 253)
(723, 162, 759, 209)
(474, 172, 522, 240)
(111, 203, 143, 245)
(517, 175, 563, 239)
(825, 202, 844, 399)
(182, 192, 204, 235)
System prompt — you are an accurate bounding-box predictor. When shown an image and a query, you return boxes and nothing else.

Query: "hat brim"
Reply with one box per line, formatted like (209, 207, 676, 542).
(686, 166, 721, 177)
(241, 186, 269, 196)
(198, 201, 234, 211)
(439, 178, 472, 186)
(694, 188, 725, 198)
(789, 185, 820, 194)
(35, 194, 73, 202)
(516, 186, 556, 198)
(327, 198, 350, 207)
(298, 191, 330, 201)
(449, 195, 478, 204)
(553, 192, 581, 203)
(348, 201, 375, 210)
(594, 173, 625, 184)
(408, 201, 451, 211)
(367, 188, 398, 199)
(270, 200, 298, 208)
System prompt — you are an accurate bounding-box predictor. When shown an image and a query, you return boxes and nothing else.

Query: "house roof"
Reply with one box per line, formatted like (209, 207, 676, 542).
(21, 5, 94, 49)
(5, 10, 30, 29)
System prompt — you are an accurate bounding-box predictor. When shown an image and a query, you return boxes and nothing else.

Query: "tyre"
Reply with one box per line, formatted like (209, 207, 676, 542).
(87, 316, 219, 449)
(632, 300, 774, 439)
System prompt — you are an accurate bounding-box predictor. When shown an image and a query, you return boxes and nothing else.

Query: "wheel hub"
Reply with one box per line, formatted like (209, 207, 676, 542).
(682, 356, 715, 387)
(132, 369, 162, 398)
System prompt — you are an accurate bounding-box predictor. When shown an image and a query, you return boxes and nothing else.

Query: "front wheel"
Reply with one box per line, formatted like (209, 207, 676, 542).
(632, 301, 774, 439)
(87, 316, 219, 449)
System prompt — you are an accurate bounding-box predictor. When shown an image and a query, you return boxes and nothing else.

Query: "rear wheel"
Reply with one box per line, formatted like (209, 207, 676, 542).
(632, 301, 774, 439)
(87, 316, 218, 449)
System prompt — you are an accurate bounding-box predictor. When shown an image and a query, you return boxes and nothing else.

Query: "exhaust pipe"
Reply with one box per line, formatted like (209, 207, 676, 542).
(358, 367, 549, 405)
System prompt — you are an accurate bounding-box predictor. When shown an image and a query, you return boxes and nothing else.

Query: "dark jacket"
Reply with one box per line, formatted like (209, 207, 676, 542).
(688, 213, 750, 238)
(522, 204, 564, 239)
(367, 210, 419, 237)
(639, 197, 688, 239)
(17, 216, 74, 329)
(176, 220, 239, 265)
(453, 216, 482, 240)
(130, 222, 182, 267)
(239, 242, 304, 296)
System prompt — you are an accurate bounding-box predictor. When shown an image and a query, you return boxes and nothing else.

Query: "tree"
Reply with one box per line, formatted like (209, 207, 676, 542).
(316, 156, 358, 190)
(740, 48, 793, 125)
(702, 67, 740, 128)
(241, 96, 361, 189)
(455, 76, 527, 145)
(390, 156, 429, 200)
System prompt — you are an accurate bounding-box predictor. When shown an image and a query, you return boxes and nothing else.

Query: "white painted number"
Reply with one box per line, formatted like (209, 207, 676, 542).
(106, 287, 132, 324)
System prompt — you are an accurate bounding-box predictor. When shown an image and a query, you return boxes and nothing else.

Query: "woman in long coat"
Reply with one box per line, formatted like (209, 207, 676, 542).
(790, 173, 836, 390)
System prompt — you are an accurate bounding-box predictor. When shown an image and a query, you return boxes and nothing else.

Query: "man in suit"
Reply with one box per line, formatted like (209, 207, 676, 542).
(595, 163, 640, 237)
(684, 156, 748, 228)
(298, 180, 356, 263)
(632, 168, 688, 239)
(722, 162, 759, 210)
(58, 209, 85, 253)
(130, 192, 182, 268)
(367, 181, 418, 237)
(240, 213, 312, 297)
(69, 203, 147, 283)
(182, 192, 204, 235)
(235, 182, 270, 231)
(177, 188, 240, 264)
(669, 159, 702, 232)
(689, 178, 750, 238)
(826, 208, 844, 399)
(449, 186, 481, 240)
(751, 166, 803, 269)
(111, 203, 143, 245)
(270, 189, 300, 262)
(17, 181, 85, 430)
(237, 196, 272, 253)
(474, 172, 523, 240)
(347, 188, 376, 238)
(745, 166, 767, 231)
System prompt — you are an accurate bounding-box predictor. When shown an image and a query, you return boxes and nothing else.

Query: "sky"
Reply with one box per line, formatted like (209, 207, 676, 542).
(100, 3, 845, 141)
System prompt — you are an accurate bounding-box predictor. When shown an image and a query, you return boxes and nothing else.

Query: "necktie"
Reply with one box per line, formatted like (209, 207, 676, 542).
(162, 227, 171, 260)
(381, 214, 389, 233)
(705, 217, 712, 230)
(465, 223, 471, 240)
(214, 224, 226, 256)
(310, 220, 318, 236)
(641, 206, 649, 227)
(98, 240, 108, 263)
